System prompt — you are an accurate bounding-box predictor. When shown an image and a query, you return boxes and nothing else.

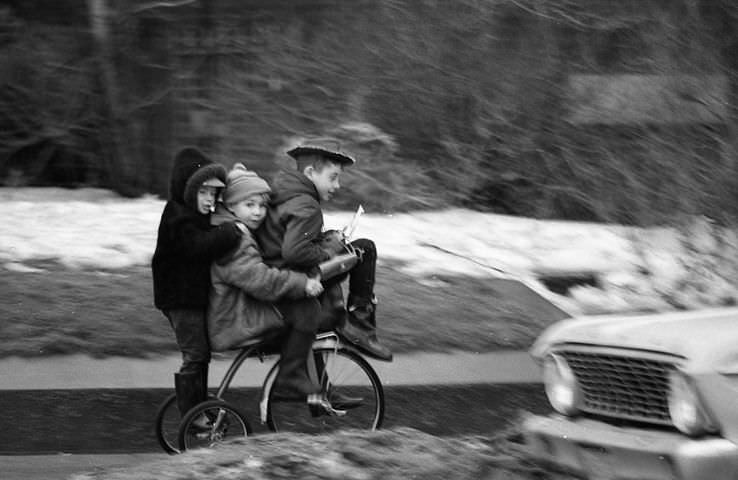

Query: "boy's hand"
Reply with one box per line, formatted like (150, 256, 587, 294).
(305, 277, 324, 297)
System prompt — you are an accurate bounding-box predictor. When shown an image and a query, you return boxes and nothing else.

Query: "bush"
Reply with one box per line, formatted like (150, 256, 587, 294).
(4, 1, 738, 226)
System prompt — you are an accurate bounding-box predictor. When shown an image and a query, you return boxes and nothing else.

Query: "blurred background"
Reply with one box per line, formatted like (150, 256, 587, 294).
(1, 0, 737, 223)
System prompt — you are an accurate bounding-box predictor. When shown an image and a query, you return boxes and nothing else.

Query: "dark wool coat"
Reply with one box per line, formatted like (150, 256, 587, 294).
(256, 169, 332, 271)
(208, 205, 308, 351)
(151, 148, 241, 311)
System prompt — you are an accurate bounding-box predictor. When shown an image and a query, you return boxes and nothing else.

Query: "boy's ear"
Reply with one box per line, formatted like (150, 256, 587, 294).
(303, 165, 315, 178)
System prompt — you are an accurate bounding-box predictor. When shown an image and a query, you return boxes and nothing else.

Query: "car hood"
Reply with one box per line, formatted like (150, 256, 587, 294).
(530, 307, 738, 374)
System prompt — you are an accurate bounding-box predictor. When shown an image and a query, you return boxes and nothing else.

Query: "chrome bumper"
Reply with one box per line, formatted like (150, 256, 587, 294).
(522, 413, 738, 480)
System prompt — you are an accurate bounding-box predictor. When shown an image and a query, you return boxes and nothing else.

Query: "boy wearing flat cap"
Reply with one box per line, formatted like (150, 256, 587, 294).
(257, 138, 392, 361)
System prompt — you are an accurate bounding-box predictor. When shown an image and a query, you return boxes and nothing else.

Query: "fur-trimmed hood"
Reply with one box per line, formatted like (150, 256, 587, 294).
(169, 147, 227, 209)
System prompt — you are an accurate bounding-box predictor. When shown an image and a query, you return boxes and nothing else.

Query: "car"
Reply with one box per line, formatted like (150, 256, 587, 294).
(522, 306, 738, 480)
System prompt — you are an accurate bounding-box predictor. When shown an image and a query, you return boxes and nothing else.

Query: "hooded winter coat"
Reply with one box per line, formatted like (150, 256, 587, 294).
(151, 148, 241, 311)
(257, 169, 332, 270)
(208, 205, 309, 351)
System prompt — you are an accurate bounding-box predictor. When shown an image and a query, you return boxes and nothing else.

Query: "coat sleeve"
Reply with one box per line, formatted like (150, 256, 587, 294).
(220, 236, 308, 302)
(280, 197, 331, 269)
(173, 217, 241, 262)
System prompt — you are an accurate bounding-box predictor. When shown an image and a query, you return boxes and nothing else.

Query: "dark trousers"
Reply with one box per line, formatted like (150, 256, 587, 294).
(166, 308, 211, 374)
(275, 297, 321, 334)
(347, 238, 376, 304)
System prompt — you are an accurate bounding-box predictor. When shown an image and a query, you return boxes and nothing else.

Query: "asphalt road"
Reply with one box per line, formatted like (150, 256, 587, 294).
(1, 384, 549, 455)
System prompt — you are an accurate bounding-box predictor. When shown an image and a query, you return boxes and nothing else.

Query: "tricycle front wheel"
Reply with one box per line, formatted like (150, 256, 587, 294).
(177, 399, 251, 452)
(154, 392, 218, 454)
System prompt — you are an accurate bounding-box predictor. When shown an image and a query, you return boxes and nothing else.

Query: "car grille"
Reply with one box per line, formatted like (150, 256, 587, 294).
(559, 349, 679, 425)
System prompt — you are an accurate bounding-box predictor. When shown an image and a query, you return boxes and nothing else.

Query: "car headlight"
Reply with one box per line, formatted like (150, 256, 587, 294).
(668, 370, 714, 436)
(543, 353, 582, 415)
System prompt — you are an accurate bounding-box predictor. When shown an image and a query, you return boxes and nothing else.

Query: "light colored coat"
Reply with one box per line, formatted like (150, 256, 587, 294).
(207, 206, 308, 351)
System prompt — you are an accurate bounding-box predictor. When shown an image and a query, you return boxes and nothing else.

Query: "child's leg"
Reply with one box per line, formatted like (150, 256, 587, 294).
(317, 280, 346, 332)
(275, 298, 364, 408)
(272, 298, 321, 400)
(166, 309, 211, 374)
(166, 309, 211, 415)
(339, 238, 393, 361)
(347, 238, 376, 301)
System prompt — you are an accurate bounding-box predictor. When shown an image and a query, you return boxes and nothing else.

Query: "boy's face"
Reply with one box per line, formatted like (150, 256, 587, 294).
(196, 185, 219, 215)
(229, 194, 268, 230)
(305, 160, 343, 202)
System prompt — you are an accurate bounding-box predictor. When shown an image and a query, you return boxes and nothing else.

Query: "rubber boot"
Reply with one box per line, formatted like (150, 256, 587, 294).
(174, 371, 204, 417)
(272, 329, 321, 401)
(175, 370, 210, 431)
(200, 366, 209, 398)
(339, 295, 393, 361)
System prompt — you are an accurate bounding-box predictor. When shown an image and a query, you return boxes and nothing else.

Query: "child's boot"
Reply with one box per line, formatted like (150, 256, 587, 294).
(200, 366, 209, 397)
(327, 389, 364, 410)
(174, 370, 210, 430)
(339, 295, 393, 361)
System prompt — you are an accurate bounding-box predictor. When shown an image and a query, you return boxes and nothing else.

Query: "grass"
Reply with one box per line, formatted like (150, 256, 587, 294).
(0, 260, 567, 359)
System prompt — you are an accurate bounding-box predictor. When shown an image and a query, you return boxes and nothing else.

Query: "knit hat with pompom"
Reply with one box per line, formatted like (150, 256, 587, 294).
(222, 163, 271, 206)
